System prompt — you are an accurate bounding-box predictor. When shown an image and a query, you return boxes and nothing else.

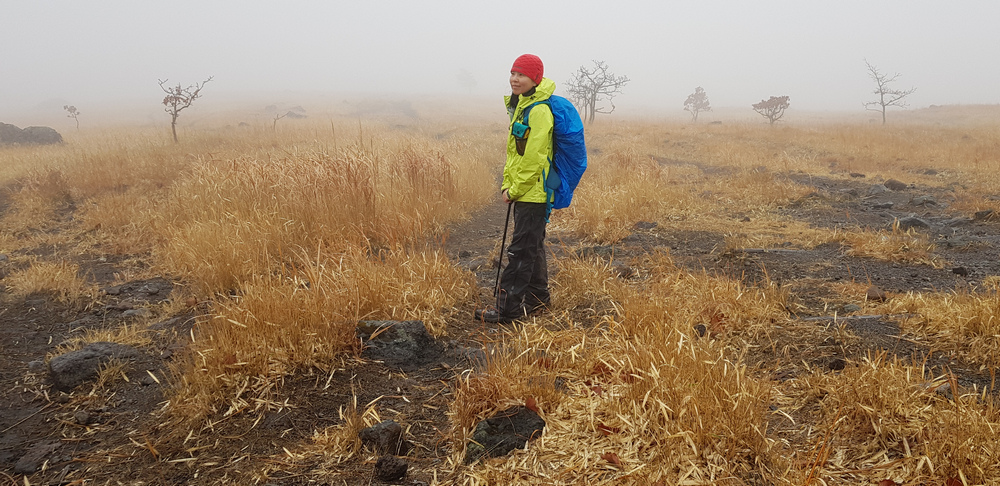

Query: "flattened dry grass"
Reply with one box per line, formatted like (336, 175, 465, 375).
(880, 285, 1000, 368)
(448, 252, 789, 484)
(776, 353, 1000, 484)
(842, 225, 944, 268)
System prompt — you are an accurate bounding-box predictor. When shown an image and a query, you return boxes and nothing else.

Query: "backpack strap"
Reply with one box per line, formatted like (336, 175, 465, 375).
(522, 101, 556, 221)
(522, 100, 545, 124)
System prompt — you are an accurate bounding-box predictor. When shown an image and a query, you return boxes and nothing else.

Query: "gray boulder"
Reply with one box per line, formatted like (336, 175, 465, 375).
(867, 184, 888, 196)
(374, 455, 408, 481)
(48, 342, 141, 391)
(465, 405, 545, 464)
(884, 179, 908, 191)
(357, 320, 444, 370)
(360, 420, 412, 455)
(896, 216, 931, 231)
(14, 441, 61, 474)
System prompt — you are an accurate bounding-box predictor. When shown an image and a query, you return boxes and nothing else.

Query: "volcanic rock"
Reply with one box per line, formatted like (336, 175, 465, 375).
(465, 405, 545, 463)
(48, 342, 141, 391)
(374, 455, 408, 482)
(884, 179, 908, 191)
(357, 320, 444, 370)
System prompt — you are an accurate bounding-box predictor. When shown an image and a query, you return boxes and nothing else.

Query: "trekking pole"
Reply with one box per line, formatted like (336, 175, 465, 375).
(493, 202, 513, 300)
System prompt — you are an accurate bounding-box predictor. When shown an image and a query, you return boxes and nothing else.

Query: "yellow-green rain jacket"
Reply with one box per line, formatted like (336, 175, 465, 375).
(502, 77, 555, 203)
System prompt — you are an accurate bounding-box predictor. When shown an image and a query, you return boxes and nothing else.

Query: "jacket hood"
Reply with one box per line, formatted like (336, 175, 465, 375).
(532, 78, 556, 99)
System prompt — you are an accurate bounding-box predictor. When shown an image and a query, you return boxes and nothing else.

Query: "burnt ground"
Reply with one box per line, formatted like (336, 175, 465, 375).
(3, 167, 1000, 484)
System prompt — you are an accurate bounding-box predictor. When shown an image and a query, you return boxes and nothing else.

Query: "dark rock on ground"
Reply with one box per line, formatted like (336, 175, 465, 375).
(866, 285, 888, 302)
(849, 172, 866, 178)
(14, 441, 61, 474)
(148, 317, 183, 331)
(359, 420, 412, 455)
(867, 184, 888, 195)
(871, 201, 894, 210)
(74, 410, 92, 425)
(952, 267, 970, 277)
(944, 217, 973, 227)
(465, 405, 545, 464)
(613, 263, 638, 279)
(884, 179, 908, 191)
(910, 195, 937, 206)
(374, 455, 408, 482)
(896, 216, 930, 231)
(48, 342, 141, 392)
(842, 304, 862, 313)
(448, 346, 488, 372)
(974, 209, 996, 221)
(122, 308, 150, 319)
(357, 320, 444, 370)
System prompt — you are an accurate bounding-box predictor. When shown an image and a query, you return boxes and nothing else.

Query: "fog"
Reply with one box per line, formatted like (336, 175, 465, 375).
(3, 0, 999, 125)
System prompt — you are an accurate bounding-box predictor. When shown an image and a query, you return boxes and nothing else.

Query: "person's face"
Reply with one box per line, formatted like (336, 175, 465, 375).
(510, 71, 537, 95)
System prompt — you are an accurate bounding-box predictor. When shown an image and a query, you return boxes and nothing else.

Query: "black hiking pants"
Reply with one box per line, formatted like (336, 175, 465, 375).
(498, 201, 549, 317)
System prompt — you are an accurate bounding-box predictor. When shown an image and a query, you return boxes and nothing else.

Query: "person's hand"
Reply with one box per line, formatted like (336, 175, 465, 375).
(502, 189, 512, 204)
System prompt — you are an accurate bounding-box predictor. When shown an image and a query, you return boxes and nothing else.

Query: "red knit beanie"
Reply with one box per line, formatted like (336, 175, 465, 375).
(511, 54, 544, 85)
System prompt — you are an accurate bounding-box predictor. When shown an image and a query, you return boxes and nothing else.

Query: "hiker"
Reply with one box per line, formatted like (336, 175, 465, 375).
(475, 54, 554, 324)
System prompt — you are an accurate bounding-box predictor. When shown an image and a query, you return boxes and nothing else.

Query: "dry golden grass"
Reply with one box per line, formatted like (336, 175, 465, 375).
(167, 245, 472, 423)
(3, 259, 96, 304)
(447, 252, 790, 484)
(880, 286, 1000, 368)
(841, 225, 944, 268)
(7, 114, 1000, 484)
(777, 353, 1000, 484)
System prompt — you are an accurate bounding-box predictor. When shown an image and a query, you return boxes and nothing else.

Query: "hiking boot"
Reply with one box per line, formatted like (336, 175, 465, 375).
(474, 308, 516, 324)
(524, 298, 550, 314)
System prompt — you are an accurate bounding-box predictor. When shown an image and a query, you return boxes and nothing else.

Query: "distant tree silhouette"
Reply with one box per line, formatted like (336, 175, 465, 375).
(63, 105, 80, 130)
(752, 96, 790, 125)
(272, 112, 287, 131)
(565, 60, 629, 124)
(863, 60, 915, 125)
(158, 76, 213, 143)
(683, 87, 711, 122)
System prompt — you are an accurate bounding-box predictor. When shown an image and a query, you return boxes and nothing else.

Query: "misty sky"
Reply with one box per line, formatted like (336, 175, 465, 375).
(3, 0, 999, 121)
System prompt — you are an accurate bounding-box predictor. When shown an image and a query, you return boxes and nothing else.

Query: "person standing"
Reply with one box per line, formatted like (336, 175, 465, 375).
(475, 54, 554, 324)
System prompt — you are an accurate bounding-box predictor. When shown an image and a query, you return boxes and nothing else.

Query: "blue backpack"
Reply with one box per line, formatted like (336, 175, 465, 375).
(522, 95, 587, 212)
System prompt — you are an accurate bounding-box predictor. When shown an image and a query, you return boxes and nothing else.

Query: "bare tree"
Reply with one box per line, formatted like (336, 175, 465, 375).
(564, 60, 630, 124)
(752, 96, 790, 125)
(158, 76, 213, 143)
(63, 105, 80, 130)
(272, 112, 287, 131)
(863, 60, 915, 125)
(683, 87, 711, 122)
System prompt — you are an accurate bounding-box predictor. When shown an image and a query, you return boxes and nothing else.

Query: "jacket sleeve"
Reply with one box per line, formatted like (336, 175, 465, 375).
(506, 105, 553, 200)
